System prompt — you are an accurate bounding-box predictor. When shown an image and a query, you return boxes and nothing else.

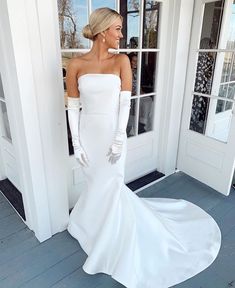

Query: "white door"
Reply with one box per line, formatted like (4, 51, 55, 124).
(177, 0, 235, 195)
(0, 69, 19, 189)
(57, 0, 168, 204)
(0, 20, 20, 189)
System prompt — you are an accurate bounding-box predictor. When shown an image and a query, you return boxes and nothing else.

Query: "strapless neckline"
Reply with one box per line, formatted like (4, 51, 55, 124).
(78, 73, 121, 83)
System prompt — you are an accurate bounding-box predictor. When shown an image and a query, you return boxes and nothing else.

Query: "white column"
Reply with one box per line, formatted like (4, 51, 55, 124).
(157, 0, 195, 175)
(4, 0, 69, 241)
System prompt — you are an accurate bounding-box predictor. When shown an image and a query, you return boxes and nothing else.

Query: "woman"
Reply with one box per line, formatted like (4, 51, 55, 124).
(66, 7, 221, 288)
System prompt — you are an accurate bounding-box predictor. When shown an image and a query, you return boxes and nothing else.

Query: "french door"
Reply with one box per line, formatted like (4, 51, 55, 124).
(177, 0, 235, 195)
(57, 0, 169, 203)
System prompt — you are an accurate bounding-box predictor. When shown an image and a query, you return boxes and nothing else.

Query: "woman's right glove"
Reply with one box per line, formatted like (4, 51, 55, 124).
(67, 97, 89, 167)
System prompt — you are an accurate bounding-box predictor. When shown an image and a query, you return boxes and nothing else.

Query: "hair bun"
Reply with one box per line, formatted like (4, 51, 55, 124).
(82, 24, 93, 40)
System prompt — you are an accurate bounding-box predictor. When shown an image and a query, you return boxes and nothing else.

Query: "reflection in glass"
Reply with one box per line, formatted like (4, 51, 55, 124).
(226, 0, 235, 49)
(200, 0, 224, 49)
(0, 74, 5, 100)
(190, 95, 210, 134)
(141, 52, 157, 94)
(194, 52, 216, 94)
(143, 1, 160, 48)
(57, 0, 88, 49)
(120, 1, 140, 48)
(0, 101, 12, 141)
(217, 52, 235, 113)
(127, 52, 138, 96)
(221, 52, 233, 83)
(138, 96, 154, 134)
(127, 98, 137, 137)
(92, 0, 115, 11)
(210, 99, 233, 142)
(217, 83, 235, 112)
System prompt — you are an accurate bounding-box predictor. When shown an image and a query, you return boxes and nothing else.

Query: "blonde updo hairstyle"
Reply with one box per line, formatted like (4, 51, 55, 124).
(82, 7, 122, 41)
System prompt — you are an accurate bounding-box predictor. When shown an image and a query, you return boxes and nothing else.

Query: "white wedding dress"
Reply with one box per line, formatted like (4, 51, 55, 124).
(67, 74, 221, 288)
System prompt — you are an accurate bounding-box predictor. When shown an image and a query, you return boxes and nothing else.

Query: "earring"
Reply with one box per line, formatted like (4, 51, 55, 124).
(103, 38, 105, 43)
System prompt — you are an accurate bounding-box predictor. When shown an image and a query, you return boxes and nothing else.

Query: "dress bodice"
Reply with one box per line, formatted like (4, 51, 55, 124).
(78, 74, 121, 115)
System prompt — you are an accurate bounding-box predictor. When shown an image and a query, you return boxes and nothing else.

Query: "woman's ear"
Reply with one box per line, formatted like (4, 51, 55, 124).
(100, 31, 106, 37)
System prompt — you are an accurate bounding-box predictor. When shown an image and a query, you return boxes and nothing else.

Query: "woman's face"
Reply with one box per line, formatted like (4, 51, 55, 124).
(104, 18, 123, 49)
(131, 56, 137, 69)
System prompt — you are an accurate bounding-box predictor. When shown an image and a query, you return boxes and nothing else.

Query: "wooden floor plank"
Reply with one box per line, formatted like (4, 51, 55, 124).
(0, 201, 16, 220)
(0, 172, 234, 288)
(0, 192, 6, 203)
(50, 267, 104, 288)
(20, 249, 86, 288)
(0, 213, 26, 240)
(0, 232, 80, 287)
(0, 227, 34, 252)
(0, 232, 39, 265)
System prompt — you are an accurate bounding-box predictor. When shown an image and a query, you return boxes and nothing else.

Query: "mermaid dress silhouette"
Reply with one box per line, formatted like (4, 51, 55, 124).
(67, 74, 221, 288)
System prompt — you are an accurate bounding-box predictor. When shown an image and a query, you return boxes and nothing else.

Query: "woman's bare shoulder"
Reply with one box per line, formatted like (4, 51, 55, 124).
(67, 56, 85, 69)
(115, 53, 129, 62)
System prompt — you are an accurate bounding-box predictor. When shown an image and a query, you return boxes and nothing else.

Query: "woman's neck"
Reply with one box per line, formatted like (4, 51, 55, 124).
(89, 40, 111, 62)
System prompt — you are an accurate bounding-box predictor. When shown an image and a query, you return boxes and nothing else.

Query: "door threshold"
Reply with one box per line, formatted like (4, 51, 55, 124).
(127, 170, 165, 193)
(0, 179, 26, 221)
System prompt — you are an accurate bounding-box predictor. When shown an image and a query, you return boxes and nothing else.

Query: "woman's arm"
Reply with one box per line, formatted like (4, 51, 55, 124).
(66, 59, 80, 98)
(66, 59, 89, 167)
(120, 54, 132, 92)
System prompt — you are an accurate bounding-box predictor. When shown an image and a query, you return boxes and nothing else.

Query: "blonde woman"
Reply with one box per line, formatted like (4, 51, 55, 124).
(66, 7, 221, 288)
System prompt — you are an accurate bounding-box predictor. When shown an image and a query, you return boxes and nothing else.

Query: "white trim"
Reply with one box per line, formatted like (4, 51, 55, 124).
(1, 0, 70, 242)
(157, 0, 195, 175)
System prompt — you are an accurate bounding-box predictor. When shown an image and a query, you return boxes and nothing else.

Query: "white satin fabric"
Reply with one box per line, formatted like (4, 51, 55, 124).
(67, 74, 221, 288)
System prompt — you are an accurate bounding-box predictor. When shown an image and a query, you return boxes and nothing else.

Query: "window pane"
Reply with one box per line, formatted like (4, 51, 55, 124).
(190, 94, 233, 142)
(127, 98, 137, 137)
(92, 0, 115, 11)
(217, 53, 235, 113)
(127, 52, 139, 96)
(120, 0, 140, 48)
(141, 52, 157, 94)
(57, 0, 89, 49)
(194, 52, 216, 94)
(199, 0, 224, 49)
(143, 1, 160, 48)
(221, 52, 233, 83)
(138, 96, 154, 134)
(0, 101, 12, 141)
(226, 0, 235, 49)
(190, 95, 210, 134)
(210, 99, 233, 142)
(0, 74, 5, 100)
(218, 83, 228, 98)
(231, 53, 235, 81)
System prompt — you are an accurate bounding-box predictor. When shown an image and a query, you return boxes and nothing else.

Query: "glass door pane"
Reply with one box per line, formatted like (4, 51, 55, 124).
(57, 0, 89, 49)
(189, 0, 235, 143)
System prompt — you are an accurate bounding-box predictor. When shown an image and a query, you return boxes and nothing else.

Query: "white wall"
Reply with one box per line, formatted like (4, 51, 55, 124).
(0, 0, 70, 242)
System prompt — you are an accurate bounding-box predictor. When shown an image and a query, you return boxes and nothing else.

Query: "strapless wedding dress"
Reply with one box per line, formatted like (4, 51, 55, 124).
(67, 74, 221, 288)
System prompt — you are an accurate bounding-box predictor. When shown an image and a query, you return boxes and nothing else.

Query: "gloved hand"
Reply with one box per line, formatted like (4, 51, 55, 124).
(107, 91, 131, 164)
(67, 97, 89, 167)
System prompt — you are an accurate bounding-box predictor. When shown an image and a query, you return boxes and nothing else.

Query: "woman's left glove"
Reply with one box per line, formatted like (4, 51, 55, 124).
(107, 91, 131, 164)
(67, 97, 89, 167)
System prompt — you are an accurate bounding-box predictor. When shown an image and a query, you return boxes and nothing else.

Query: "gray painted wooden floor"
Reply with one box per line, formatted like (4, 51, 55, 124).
(0, 171, 235, 288)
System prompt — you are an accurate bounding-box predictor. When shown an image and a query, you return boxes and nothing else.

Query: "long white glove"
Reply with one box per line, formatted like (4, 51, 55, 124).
(67, 97, 89, 167)
(107, 91, 131, 164)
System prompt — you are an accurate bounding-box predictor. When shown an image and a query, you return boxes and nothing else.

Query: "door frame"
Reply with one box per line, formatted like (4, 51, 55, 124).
(177, 0, 235, 195)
